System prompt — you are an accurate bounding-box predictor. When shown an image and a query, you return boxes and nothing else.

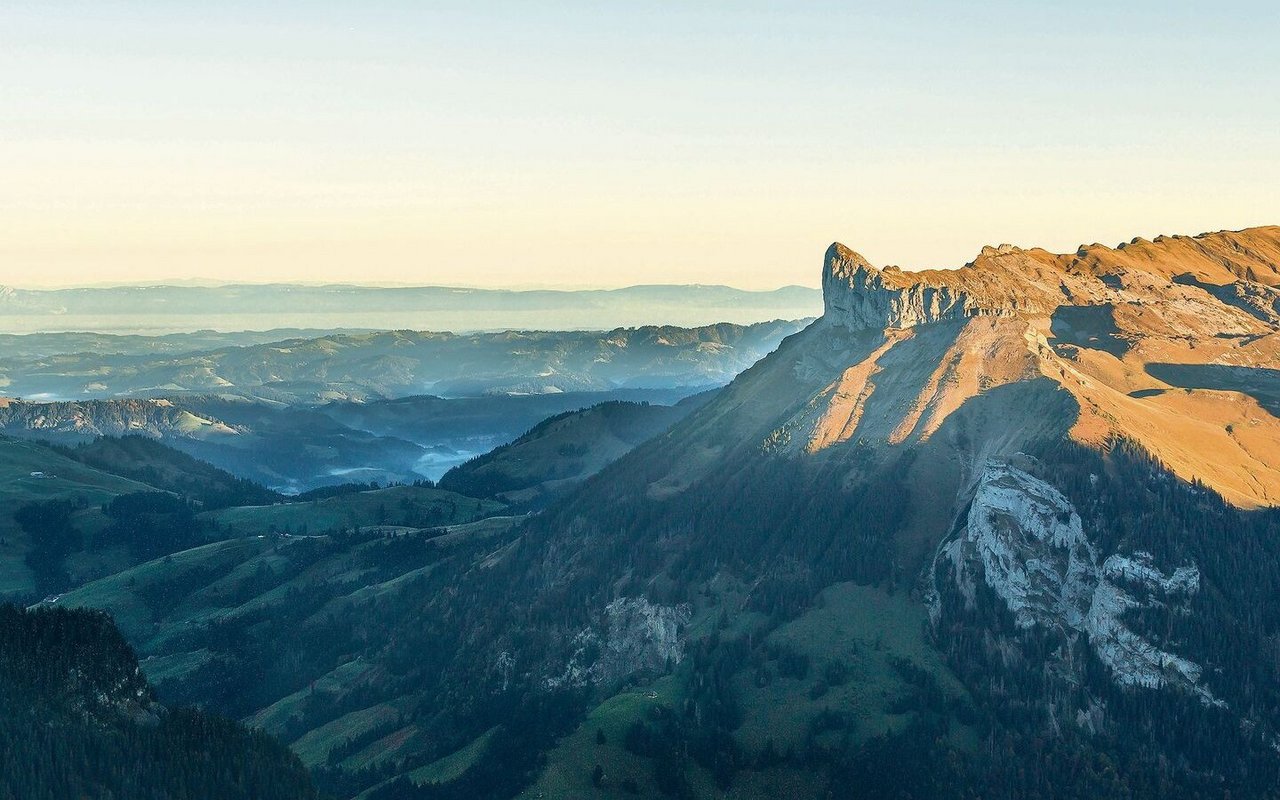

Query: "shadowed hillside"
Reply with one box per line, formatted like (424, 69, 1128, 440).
(439, 394, 713, 509)
(0, 604, 318, 799)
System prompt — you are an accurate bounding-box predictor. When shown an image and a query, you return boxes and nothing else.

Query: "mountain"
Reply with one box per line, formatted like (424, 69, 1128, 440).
(0, 396, 238, 440)
(0, 320, 807, 402)
(60, 435, 285, 509)
(323, 225, 1279, 799)
(483, 226, 1280, 798)
(0, 390, 709, 492)
(0, 283, 820, 336)
(38, 226, 1280, 798)
(0, 396, 427, 494)
(0, 603, 317, 799)
(438, 394, 713, 509)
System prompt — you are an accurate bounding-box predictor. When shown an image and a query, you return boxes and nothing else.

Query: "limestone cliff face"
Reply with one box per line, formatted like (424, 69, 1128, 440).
(703, 226, 1280, 506)
(820, 226, 1280, 332)
(927, 459, 1217, 705)
(821, 242, 1063, 330)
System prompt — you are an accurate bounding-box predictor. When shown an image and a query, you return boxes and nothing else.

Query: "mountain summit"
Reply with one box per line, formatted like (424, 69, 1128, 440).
(801, 226, 1280, 505)
(823, 226, 1280, 332)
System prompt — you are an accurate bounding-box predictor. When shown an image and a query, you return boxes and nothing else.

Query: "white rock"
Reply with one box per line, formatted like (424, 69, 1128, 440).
(930, 461, 1217, 705)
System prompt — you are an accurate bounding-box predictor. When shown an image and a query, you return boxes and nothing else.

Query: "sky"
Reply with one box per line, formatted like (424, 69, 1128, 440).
(2, 1, 1278, 290)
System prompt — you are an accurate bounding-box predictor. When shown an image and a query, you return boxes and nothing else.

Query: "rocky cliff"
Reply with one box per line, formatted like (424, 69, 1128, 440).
(796, 226, 1280, 506)
(822, 226, 1280, 332)
(821, 242, 1061, 329)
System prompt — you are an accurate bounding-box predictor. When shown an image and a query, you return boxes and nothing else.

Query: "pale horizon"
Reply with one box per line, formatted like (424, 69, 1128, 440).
(3, 2, 1278, 290)
(6, 221, 1278, 291)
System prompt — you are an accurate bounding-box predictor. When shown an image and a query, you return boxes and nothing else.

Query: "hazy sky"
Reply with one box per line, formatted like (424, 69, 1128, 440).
(2, 1, 1278, 289)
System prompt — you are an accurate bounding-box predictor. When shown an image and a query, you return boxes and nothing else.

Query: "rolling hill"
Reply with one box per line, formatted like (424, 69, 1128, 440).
(204, 483, 504, 534)
(56, 511, 524, 797)
(438, 395, 713, 509)
(0, 435, 156, 597)
(62, 434, 284, 509)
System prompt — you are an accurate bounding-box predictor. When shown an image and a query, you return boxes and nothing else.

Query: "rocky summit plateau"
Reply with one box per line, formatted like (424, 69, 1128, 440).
(807, 226, 1280, 505)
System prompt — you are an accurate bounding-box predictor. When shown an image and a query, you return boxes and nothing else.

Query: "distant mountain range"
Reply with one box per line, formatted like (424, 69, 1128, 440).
(0, 320, 807, 402)
(0, 319, 803, 493)
(0, 329, 374, 360)
(0, 388, 710, 493)
(0, 282, 821, 334)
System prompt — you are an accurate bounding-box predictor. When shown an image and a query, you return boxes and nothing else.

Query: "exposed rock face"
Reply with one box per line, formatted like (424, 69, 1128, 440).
(821, 226, 1280, 332)
(822, 243, 1053, 330)
(1087, 553, 1208, 698)
(0, 397, 237, 439)
(929, 460, 1215, 704)
(930, 460, 1096, 631)
(769, 226, 1280, 506)
(598, 597, 690, 682)
(547, 596, 691, 689)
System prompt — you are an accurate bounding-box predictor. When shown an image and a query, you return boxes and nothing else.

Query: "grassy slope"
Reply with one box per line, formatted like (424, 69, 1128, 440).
(65, 435, 283, 507)
(204, 484, 504, 534)
(0, 436, 155, 596)
(520, 583, 974, 800)
(439, 401, 693, 508)
(733, 583, 971, 753)
(57, 537, 279, 637)
(57, 494, 521, 793)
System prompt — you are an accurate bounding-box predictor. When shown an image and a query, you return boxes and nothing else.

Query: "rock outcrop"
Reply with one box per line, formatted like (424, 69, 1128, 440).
(776, 226, 1280, 506)
(821, 226, 1280, 332)
(547, 596, 691, 689)
(929, 459, 1216, 704)
(822, 242, 1061, 329)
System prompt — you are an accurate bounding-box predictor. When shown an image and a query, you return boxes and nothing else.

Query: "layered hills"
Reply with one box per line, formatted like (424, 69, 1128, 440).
(0, 389, 709, 492)
(0, 320, 804, 402)
(438, 395, 713, 509)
